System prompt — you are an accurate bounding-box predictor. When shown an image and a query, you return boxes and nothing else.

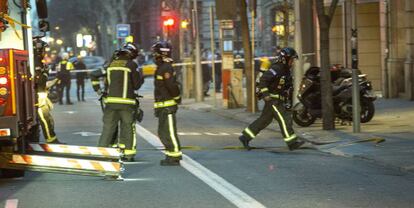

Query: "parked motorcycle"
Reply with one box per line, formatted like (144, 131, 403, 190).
(292, 66, 377, 127)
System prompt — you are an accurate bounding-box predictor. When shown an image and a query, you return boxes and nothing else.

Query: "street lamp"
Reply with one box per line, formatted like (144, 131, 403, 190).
(76, 34, 83, 48)
(181, 20, 189, 29)
(56, 39, 63, 45)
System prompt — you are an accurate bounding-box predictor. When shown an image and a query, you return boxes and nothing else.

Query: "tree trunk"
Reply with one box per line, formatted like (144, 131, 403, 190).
(315, 0, 339, 130)
(319, 24, 335, 130)
(240, 0, 254, 112)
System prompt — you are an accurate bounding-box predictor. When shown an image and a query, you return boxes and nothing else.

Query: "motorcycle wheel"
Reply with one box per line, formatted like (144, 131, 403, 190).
(360, 100, 375, 123)
(293, 103, 316, 127)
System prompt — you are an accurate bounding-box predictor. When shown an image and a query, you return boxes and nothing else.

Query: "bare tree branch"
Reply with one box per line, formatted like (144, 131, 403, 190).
(328, 0, 339, 20)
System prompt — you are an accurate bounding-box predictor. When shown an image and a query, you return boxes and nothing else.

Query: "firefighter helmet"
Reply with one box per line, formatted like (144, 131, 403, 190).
(151, 41, 172, 58)
(121, 42, 139, 59)
(278, 47, 298, 65)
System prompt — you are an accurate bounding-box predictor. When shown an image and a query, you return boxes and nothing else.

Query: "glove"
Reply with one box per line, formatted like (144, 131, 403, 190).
(135, 108, 144, 123)
(174, 96, 182, 104)
(284, 102, 292, 110)
(284, 100, 293, 110)
(97, 89, 104, 96)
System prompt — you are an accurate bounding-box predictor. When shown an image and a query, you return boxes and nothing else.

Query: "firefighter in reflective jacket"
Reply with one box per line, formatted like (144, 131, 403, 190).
(33, 38, 64, 144)
(98, 43, 141, 162)
(152, 41, 182, 166)
(57, 53, 74, 105)
(239, 47, 306, 151)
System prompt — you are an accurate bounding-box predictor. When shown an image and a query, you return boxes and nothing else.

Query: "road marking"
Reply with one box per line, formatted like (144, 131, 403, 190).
(63, 111, 77, 114)
(177, 132, 241, 136)
(122, 161, 151, 165)
(204, 132, 231, 136)
(73, 132, 102, 137)
(122, 178, 154, 182)
(5, 199, 18, 208)
(136, 124, 266, 208)
(178, 132, 202, 136)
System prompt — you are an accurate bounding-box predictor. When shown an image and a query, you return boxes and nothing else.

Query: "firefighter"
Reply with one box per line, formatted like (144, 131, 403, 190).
(98, 43, 141, 162)
(33, 38, 64, 144)
(239, 47, 306, 151)
(74, 56, 87, 102)
(152, 41, 182, 166)
(90, 61, 118, 147)
(57, 53, 74, 105)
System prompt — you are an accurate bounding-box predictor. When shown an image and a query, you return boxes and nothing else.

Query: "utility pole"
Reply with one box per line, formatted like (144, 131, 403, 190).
(240, 0, 254, 112)
(192, 0, 203, 102)
(293, 0, 303, 105)
(209, 5, 217, 106)
(351, 0, 361, 133)
(250, 0, 256, 113)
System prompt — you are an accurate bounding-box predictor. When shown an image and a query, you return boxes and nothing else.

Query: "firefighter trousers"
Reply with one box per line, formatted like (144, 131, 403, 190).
(157, 108, 182, 158)
(37, 104, 58, 143)
(76, 77, 85, 101)
(242, 100, 298, 144)
(58, 76, 72, 104)
(98, 104, 137, 158)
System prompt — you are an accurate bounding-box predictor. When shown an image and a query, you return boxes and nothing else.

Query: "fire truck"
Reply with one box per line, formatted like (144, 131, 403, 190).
(0, 0, 123, 179)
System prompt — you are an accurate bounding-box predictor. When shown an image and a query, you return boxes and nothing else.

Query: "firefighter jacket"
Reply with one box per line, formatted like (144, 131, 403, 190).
(154, 60, 181, 109)
(257, 63, 293, 102)
(57, 60, 74, 79)
(103, 57, 141, 105)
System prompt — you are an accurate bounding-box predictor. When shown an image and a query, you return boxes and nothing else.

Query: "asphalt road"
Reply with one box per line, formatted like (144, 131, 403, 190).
(1, 79, 413, 208)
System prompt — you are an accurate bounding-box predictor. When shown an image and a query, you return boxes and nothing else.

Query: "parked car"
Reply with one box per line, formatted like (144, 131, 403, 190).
(69, 56, 105, 70)
(142, 59, 156, 77)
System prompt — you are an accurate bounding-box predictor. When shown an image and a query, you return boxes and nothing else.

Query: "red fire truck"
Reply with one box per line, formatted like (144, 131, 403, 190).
(0, 0, 123, 179)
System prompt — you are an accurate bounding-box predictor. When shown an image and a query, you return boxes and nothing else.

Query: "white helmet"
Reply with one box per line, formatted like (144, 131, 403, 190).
(62, 52, 69, 60)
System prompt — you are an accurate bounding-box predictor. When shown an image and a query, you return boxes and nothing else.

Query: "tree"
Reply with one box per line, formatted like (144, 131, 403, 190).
(314, 0, 339, 130)
(239, 0, 254, 112)
(48, 0, 138, 58)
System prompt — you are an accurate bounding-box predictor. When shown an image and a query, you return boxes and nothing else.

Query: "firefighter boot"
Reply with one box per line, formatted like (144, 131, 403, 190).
(287, 139, 305, 151)
(49, 138, 66, 144)
(239, 135, 252, 150)
(160, 156, 180, 166)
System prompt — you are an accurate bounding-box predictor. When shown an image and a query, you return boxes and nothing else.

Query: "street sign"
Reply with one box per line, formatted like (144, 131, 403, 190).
(116, 24, 130, 39)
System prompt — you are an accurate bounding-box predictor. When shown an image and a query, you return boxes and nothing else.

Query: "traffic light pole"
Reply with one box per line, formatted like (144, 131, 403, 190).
(193, 0, 203, 102)
(351, 0, 361, 133)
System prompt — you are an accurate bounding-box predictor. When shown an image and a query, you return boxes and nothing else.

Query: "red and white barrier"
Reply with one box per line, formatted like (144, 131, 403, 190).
(28, 143, 120, 158)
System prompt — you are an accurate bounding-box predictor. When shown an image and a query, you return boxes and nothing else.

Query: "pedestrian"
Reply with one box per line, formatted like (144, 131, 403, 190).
(202, 57, 212, 97)
(214, 53, 222, 93)
(74, 56, 87, 102)
(152, 41, 183, 166)
(98, 43, 142, 162)
(57, 53, 74, 105)
(239, 47, 307, 151)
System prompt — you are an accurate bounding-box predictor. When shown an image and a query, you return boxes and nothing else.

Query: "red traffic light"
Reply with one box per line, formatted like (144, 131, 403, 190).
(163, 18, 175, 27)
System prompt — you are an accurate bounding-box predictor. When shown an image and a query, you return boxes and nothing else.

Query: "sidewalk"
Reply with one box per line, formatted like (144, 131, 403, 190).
(181, 93, 414, 173)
